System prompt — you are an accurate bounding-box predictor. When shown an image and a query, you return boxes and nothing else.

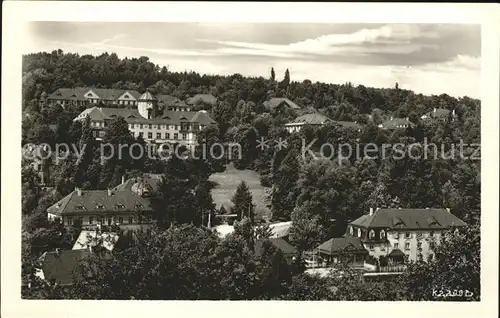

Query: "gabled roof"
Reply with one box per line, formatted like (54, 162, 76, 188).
(316, 237, 368, 255)
(422, 108, 453, 119)
(264, 98, 301, 110)
(349, 208, 466, 230)
(286, 113, 331, 125)
(38, 249, 91, 285)
(46, 189, 153, 216)
(186, 94, 217, 106)
(255, 238, 298, 257)
(48, 88, 140, 101)
(156, 95, 188, 107)
(190, 110, 217, 126)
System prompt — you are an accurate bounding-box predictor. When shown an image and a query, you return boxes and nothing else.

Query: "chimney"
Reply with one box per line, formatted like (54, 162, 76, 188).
(107, 189, 113, 196)
(75, 187, 82, 196)
(369, 207, 374, 216)
(433, 108, 436, 113)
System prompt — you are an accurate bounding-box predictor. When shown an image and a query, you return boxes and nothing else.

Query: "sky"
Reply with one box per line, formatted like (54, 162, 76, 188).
(24, 22, 481, 98)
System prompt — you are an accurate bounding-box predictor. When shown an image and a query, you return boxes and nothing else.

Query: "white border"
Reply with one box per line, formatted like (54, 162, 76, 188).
(2, 2, 499, 318)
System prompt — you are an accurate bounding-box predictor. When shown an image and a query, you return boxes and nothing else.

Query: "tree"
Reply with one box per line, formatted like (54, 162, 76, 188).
(230, 181, 255, 222)
(270, 67, 275, 82)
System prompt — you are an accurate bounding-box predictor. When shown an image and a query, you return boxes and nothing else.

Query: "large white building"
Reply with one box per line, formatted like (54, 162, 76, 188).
(73, 90, 216, 146)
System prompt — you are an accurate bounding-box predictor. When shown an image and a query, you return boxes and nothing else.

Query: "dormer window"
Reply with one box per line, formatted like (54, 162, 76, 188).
(380, 230, 386, 239)
(135, 203, 143, 209)
(116, 203, 125, 209)
(75, 205, 85, 210)
(96, 204, 105, 210)
(369, 230, 375, 239)
(124, 95, 129, 99)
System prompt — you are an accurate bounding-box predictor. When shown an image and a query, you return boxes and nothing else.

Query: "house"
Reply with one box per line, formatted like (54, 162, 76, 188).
(255, 238, 299, 262)
(46, 179, 155, 230)
(315, 237, 369, 267)
(378, 117, 415, 130)
(186, 94, 217, 107)
(264, 98, 301, 111)
(73, 91, 216, 145)
(35, 249, 91, 286)
(285, 113, 331, 133)
(420, 108, 457, 121)
(346, 208, 467, 263)
(157, 94, 192, 111)
(41, 88, 141, 109)
(268, 221, 292, 239)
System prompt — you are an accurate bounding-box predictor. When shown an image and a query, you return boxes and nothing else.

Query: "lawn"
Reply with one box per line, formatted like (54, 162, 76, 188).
(209, 163, 271, 222)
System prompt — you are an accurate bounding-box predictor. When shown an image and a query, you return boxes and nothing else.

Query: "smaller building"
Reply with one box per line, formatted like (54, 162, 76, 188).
(285, 113, 331, 133)
(420, 108, 457, 121)
(378, 117, 415, 130)
(264, 98, 301, 112)
(315, 237, 369, 267)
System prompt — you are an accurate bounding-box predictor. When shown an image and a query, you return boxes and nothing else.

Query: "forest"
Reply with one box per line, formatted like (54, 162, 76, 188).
(21, 50, 481, 300)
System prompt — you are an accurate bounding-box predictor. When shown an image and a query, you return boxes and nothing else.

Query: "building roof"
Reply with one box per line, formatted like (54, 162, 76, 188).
(72, 230, 119, 252)
(380, 117, 415, 130)
(48, 88, 140, 101)
(388, 249, 405, 257)
(114, 174, 162, 192)
(46, 188, 153, 217)
(38, 249, 91, 285)
(316, 237, 368, 255)
(213, 224, 234, 238)
(349, 208, 467, 230)
(332, 120, 363, 130)
(186, 94, 217, 106)
(156, 95, 188, 108)
(264, 98, 301, 110)
(138, 91, 156, 101)
(286, 113, 331, 125)
(255, 238, 298, 257)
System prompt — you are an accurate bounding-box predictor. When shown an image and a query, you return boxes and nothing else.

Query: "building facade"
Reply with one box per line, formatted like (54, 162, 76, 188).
(420, 108, 457, 121)
(285, 113, 362, 134)
(40, 88, 141, 109)
(346, 208, 466, 263)
(378, 117, 415, 130)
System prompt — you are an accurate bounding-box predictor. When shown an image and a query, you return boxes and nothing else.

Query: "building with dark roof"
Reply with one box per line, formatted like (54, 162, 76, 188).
(315, 237, 369, 267)
(421, 108, 457, 121)
(378, 117, 415, 130)
(254, 238, 299, 262)
(42, 88, 141, 109)
(264, 98, 301, 111)
(285, 113, 362, 134)
(346, 208, 466, 263)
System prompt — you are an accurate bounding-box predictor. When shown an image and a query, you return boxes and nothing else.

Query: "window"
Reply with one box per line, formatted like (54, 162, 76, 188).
(96, 204, 105, 210)
(182, 133, 186, 140)
(429, 231, 434, 237)
(405, 242, 410, 250)
(369, 230, 375, 239)
(429, 241, 435, 250)
(148, 132, 153, 139)
(139, 124, 143, 129)
(175, 125, 179, 130)
(349, 226, 354, 236)
(394, 242, 399, 249)
(116, 203, 125, 210)
(138, 215, 143, 224)
(89, 216, 94, 225)
(148, 124, 152, 129)
(357, 228, 361, 238)
(394, 231, 399, 239)
(417, 241, 422, 251)
(417, 231, 423, 238)
(165, 133, 170, 139)
(135, 203, 143, 209)
(129, 124, 133, 129)
(128, 216, 134, 224)
(152, 125, 157, 129)
(135, 124, 139, 128)
(418, 253, 423, 261)
(405, 232, 411, 239)
(67, 217, 73, 225)
(118, 217, 124, 224)
(75, 205, 85, 210)
(107, 217, 113, 226)
(380, 230, 386, 240)
(156, 133, 161, 139)
(174, 133, 178, 140)
(369, 244, 374, 250)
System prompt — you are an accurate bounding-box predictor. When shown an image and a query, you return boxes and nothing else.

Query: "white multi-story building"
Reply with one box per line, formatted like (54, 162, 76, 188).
(73, 91, 216, 146)
(346, 208, 466, 263)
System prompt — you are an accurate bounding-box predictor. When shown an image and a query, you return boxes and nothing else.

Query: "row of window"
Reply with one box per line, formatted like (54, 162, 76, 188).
(129, 123, 205, 130)
(368, 240, 435, 251)
(65, 215, 152, 226)
(350, 226, 442, 240)
(137, 132, 187, 140)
